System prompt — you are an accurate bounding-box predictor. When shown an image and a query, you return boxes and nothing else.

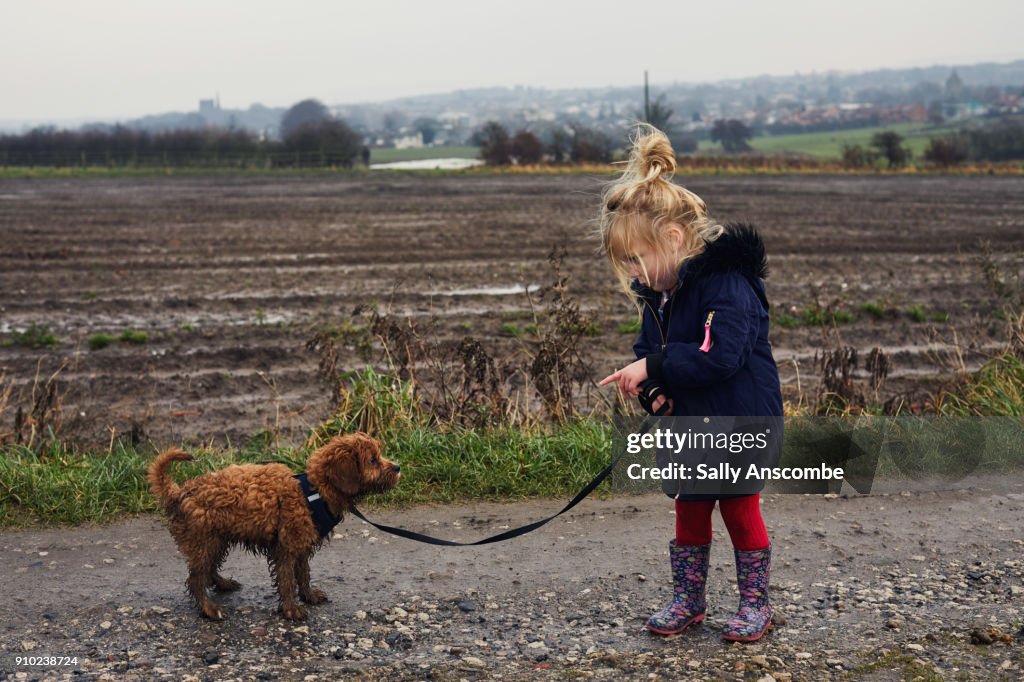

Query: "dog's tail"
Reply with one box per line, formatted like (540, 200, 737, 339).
(147, 449, 193, 509)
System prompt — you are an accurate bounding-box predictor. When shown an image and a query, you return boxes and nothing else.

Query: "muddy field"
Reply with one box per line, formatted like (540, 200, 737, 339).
(1, 173, 1022, 448)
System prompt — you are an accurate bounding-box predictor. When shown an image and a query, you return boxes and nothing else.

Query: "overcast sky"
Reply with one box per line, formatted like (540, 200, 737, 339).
(3, 0, 1022, 124)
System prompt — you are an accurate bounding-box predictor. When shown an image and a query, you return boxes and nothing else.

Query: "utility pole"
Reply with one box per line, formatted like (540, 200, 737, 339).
(644, 70, 650, 123)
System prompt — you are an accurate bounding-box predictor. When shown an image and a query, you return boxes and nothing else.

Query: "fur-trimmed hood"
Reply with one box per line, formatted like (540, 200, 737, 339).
(686, 222, 768, 283)
(633, 222, 770, 309)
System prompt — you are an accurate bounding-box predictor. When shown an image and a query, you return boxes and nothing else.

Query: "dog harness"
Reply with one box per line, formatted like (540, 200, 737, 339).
(294, 473, 341, 539)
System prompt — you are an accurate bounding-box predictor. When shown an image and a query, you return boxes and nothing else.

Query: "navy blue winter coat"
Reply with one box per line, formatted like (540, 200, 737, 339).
(633, 223, 783, 419)
(631, 224, 784, 500)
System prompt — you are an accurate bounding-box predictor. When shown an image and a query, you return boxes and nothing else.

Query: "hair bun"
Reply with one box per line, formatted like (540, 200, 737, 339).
(636, 129, 677, 181)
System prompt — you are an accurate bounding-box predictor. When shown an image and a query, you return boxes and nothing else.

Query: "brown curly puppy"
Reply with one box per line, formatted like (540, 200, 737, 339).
(148, 432, 399, 620)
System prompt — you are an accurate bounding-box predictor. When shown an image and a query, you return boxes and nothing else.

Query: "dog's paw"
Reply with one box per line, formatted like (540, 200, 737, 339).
(201, 605, 225, 621)
(300, 589, 328, 605)
(281, 605, 308, 621)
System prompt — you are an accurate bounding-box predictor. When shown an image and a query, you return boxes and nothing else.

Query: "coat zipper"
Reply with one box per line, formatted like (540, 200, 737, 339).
(640, 287, 682, 498)
(642, 287, 679, 353)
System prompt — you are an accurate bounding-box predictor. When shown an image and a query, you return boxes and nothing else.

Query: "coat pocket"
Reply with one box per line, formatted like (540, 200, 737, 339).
(698, 311, 715, 352)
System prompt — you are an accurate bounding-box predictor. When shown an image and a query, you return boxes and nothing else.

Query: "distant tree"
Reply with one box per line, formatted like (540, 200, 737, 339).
(636, 94, 675, 134)
(204, 127, 261, 165)
(840, 143, 876, 169)
(966, 120, 1024, 161)
(0, 125, 272, 167)
(710, 119, 753, 153)
(280, 99, 331, 139)
(923, 135, 969, 168)
(511, 130, 544, 164)
(382, 111, 407, 136)
(569, 124, 613, 163)
(412, 117, 440, 145)
(669, 132, 699, 155)
(870, 131, 911, 168)
(474, 121, 512, 165)
(283, 119, 361, 167)
(545, 127, 572, 163)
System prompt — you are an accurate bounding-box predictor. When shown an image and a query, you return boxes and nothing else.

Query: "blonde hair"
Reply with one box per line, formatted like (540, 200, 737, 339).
(599, 124, 723, 304)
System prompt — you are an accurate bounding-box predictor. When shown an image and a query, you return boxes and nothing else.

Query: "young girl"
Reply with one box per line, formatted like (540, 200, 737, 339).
(598, 126, 783, 642)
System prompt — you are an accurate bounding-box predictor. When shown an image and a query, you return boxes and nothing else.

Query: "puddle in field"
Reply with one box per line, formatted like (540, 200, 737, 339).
(772, 342, 1005, 364)
(430, 284, 541, 297)
(0, 311, 301, 335)
(0, 299, 540, 336)
(370, 158, 483, 171)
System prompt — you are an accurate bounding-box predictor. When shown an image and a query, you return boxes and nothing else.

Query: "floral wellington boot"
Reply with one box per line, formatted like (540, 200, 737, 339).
(722, 545, 773, 642)
(646, 541, 710, 635)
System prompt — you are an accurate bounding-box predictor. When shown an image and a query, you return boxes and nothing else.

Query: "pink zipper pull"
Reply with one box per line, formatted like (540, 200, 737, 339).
(699, 311, 715, 352)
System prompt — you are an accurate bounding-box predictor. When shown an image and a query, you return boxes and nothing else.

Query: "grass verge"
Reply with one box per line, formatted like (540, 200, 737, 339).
(4, 413, 1024, 528)
(0, 420, 612, 528)
(3, 341, 1023, 528)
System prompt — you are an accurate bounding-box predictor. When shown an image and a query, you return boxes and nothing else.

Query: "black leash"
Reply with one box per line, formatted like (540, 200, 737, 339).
(348, 452, 622, 546)
(348, 416, 652, 546)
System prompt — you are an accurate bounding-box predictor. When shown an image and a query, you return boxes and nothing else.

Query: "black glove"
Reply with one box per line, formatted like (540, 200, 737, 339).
(637, 379, 672, 416)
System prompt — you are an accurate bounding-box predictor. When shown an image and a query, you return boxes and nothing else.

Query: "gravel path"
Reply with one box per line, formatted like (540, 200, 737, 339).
(3, 478, 1023, 681)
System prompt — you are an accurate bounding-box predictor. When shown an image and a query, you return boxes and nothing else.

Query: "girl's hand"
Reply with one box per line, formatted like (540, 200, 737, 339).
(650, 395, 673, 415)
(598, 358, 649, 396)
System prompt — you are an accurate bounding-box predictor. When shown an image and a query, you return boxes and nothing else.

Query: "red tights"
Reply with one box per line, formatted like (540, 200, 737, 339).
(675, 494, 769, 551)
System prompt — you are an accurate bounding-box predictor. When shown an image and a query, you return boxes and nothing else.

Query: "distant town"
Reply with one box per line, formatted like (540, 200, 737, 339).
(41, 60, 1024, 148)
(2, 59, 1022, 168)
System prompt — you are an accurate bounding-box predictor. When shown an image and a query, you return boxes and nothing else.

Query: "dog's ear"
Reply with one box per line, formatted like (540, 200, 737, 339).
(315, 437, 362, 497)
(351, 432, 382, 463)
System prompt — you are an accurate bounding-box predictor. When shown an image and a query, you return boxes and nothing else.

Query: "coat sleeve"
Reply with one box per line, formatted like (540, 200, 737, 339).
(645, 272, 760, 389)
(632, 304, 659, 360)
